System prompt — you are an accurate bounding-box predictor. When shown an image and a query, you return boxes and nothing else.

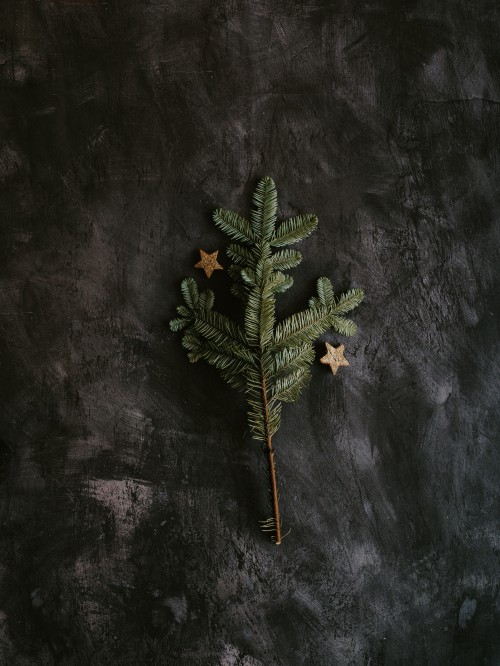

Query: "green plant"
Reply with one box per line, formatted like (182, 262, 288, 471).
(170, 177, 364, 544)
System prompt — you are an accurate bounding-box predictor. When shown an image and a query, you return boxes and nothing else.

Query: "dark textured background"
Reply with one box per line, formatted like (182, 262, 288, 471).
(1, 1, 499, 664)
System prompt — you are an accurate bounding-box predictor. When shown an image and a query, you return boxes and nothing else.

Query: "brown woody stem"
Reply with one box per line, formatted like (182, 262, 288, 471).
(261, 363, 282, 545)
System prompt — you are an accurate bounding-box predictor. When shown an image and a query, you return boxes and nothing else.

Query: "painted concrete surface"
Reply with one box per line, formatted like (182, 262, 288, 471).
(0, 2, 499, 664)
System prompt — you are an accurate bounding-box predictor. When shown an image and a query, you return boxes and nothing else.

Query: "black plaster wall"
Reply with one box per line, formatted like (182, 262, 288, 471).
(0, 1, 499, 664)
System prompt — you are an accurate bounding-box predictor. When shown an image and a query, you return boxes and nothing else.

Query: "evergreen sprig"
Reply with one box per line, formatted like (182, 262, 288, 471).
(170, 177, 364, 544)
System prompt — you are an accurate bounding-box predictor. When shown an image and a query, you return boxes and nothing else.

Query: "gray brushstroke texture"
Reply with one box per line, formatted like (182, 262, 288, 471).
(0, 1, 499, 664)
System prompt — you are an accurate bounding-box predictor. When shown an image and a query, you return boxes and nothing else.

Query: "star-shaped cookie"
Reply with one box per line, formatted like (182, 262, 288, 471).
(194, 249, 223, 278)
(320, 342, 349, 375)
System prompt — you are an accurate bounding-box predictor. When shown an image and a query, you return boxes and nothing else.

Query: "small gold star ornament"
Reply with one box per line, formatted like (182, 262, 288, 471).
(194, 249, 223, 278)
(320, 342, 350, 375)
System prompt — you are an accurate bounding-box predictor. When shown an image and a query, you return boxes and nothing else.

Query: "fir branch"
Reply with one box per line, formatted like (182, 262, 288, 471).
(213, 208, 254, 244)
(250, 175, 277, 241)
(170, 176, 364, 544)
(330, 315, 357, 336)
(270, 344, 315, 380)
(181, 277, 200, 309)
(270, 366, 311, 403)
(226, 243, 255, 266)
(332, 288, 365, 314)
(269, 248, 302, 271)
(270, 214, 318, 247)
(316, 277, 335, 306)
(273, 305, 334, 350)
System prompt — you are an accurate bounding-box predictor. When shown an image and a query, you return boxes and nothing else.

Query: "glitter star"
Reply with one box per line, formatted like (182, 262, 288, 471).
(320, 342, 350, 375)
(194, 249, 223, 278)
